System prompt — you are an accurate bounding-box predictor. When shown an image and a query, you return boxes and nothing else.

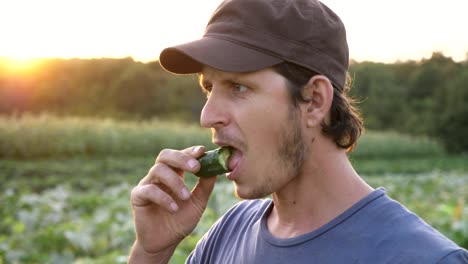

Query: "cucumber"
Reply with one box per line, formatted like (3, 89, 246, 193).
(196, 147, 232, 177)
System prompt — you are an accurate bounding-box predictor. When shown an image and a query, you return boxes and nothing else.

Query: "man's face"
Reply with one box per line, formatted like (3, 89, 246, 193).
(199, 67, 307, 199)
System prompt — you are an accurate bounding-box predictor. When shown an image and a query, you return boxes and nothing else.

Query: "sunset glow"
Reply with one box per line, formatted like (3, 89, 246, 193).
(1, 57, 42, 75)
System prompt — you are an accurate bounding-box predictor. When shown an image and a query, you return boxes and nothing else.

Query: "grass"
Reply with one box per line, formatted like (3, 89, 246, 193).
(0, 114, 466, 263)
(1, 157, 466, 263)
(2, 155, 468, 193)
(0, 113, 447, 159)
(350, 130, 446, 159)
(0, 114, 213, 159)
(352, 155, 468, 175)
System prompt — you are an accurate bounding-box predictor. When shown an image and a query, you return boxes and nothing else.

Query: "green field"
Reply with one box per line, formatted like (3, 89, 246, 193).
(1, 115, 467, 263)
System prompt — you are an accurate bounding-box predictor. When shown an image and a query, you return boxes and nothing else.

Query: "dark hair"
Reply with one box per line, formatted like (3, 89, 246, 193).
(272, 62, 364, 152)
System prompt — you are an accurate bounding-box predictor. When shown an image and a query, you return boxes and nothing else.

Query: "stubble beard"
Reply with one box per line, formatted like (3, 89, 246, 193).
(236, 107, 307, 199)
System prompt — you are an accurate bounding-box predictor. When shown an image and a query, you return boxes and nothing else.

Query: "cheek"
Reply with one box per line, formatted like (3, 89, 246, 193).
(240, 107, 290, 159)
(235, 88, 293, 152)
(243, 106, 284, 137)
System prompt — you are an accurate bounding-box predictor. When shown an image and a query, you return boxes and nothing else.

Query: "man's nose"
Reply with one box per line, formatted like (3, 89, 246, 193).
(200, 90, 229, 129)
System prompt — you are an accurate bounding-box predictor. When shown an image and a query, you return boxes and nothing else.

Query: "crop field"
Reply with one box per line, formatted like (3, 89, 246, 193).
(0, 114, 467, 263)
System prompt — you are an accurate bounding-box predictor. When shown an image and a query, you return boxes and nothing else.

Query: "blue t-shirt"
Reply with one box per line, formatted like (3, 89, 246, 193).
(187, 188, 467, 263)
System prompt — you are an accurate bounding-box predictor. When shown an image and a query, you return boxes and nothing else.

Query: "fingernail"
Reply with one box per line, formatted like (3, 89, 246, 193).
(181, 188, 191, 200)
(188, 159, 198, 169)
(193, 146, 202, 153)
(170, 202, 179, 212)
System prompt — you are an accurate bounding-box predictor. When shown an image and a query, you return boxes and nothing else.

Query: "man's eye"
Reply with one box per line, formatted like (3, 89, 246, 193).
(233, 84, 248, 93)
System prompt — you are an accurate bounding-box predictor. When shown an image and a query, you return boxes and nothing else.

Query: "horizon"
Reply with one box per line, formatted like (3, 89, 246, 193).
(1, 50, 464, 65)
(1, 0, 467, 65)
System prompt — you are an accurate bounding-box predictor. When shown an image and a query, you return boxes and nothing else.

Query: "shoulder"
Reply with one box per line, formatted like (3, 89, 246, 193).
(437, 249, 468, 264)
(360, 190, 466, 262)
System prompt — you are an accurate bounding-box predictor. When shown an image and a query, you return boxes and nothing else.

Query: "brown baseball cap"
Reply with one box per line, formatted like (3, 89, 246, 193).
(159, 0, 349, 89)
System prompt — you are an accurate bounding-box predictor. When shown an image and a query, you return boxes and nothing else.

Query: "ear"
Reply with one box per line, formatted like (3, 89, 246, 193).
(300, 75, 334, 128)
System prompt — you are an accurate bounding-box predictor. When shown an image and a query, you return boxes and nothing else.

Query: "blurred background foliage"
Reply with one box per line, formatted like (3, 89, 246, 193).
(0, 52, 467, 263)
(1, 52, 467, 153)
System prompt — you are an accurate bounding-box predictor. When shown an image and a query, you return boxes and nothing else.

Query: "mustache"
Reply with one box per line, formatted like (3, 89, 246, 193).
(212, 129, 247, 150)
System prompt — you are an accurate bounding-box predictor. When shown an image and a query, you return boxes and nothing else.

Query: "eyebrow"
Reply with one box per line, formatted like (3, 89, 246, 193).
(198, 70, 258, 93)
(198, 71, 244, 85)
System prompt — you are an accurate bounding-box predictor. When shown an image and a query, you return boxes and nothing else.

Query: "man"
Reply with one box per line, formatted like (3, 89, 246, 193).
(129, 0, 468, 263)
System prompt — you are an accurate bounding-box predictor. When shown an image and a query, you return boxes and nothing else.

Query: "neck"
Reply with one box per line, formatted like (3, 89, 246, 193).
(267, 142, 373, 239)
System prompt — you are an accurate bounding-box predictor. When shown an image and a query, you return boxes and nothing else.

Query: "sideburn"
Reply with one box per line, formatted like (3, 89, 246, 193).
(277, 106, 307, 177)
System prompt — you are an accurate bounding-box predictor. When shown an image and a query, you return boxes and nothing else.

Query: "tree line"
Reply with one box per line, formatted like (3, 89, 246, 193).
(0, 52, 467, 153)
(350, 52, 468, 153)
(0, 57, 205, 121)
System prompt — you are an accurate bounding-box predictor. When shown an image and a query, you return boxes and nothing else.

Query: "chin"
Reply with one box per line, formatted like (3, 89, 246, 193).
(233, 183, 272, 200)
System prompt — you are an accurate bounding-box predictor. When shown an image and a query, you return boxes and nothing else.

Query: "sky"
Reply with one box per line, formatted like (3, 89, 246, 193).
(1, 0, 467, 64)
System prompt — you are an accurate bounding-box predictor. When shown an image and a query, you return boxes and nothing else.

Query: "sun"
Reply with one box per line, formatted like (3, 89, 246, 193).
(1, 57, 42, 74)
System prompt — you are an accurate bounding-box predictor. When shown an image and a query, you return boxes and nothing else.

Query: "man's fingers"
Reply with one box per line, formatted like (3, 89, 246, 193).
(131, 184, 179, 212)
(191, 176, 217, 207)
(181, 145, 206, 157)
(136, 146, 207, 203)
(156, 146, 206, 174)
(134, 146, 213, 211)
(150, 163, 191, 200)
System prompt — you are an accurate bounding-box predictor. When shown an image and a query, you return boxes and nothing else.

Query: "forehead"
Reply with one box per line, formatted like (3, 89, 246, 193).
(199, 66, 237, 82)
(199, 66, 280, 84)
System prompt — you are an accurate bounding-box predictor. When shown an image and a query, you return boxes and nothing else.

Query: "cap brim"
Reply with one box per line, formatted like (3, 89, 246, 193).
(159, 36, 283, 74)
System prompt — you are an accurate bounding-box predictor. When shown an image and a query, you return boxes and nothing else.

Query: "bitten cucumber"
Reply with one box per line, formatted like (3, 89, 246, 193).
(196, 147, 232, 177)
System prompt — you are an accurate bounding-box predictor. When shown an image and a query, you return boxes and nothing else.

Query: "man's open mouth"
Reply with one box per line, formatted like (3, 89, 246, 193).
(227, 147, 242, 172)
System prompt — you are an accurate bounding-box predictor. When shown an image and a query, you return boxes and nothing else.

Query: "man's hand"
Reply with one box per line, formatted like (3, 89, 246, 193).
(128, 146, 217, 264)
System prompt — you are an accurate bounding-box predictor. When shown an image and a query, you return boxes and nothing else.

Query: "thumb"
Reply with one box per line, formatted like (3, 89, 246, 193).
(191, 176, 217, 207)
